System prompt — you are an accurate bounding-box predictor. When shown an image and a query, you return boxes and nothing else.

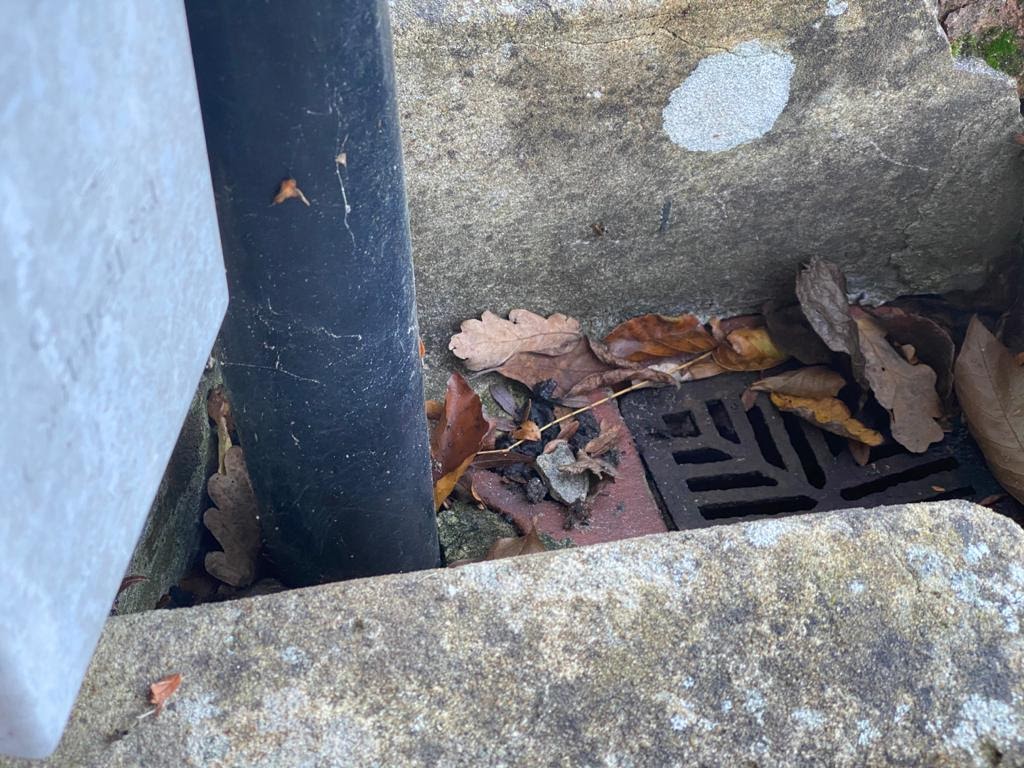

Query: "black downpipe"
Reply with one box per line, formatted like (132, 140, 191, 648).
(186, 1, 440, 584)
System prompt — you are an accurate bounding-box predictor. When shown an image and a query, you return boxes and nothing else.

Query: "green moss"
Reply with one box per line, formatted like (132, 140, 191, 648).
(953, 27, 1024, 78)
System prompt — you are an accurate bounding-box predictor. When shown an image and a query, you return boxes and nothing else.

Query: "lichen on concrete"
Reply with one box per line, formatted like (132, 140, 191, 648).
(10, 500, 1024, 767)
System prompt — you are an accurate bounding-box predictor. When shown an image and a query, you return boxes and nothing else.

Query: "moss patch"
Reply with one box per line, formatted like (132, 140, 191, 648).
(955, 27, 1024, 78)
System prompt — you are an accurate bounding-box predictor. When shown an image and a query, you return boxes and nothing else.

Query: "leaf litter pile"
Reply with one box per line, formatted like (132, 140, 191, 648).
(432, 257, 1024, 562)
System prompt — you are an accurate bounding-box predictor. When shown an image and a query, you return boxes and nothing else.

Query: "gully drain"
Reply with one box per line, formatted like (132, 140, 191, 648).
(620, 373, 975, 530)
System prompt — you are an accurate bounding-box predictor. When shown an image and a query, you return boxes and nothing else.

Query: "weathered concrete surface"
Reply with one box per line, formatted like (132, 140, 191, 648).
(392, 0, 1024, 373)
(10, 500, 1024, 767)
(115, 365, 221, 615)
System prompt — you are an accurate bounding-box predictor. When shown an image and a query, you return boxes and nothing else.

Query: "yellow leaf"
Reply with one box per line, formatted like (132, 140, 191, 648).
(769, 392, 883, 446)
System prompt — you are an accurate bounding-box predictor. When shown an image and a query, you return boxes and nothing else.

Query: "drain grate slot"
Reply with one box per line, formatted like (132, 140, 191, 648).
(620, 372, 975, 530)
(840, 458, 960, 501)
(687, 471, 778, 492)
(700, 496, 819, 519)
(673, 448, 732, 465)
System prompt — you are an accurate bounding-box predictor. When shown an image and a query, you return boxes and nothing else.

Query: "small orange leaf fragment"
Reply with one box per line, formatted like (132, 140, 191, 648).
(512, 419, 542, 442)
(272, 178, 310, 206)
(149, 673, 182, 715)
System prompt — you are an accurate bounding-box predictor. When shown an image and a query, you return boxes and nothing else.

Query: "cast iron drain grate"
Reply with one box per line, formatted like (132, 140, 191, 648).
(620, 372, 975, 529)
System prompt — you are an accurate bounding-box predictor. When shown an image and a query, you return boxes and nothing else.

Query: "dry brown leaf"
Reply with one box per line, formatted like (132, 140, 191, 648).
(449, 310, 582, 370)
(602, 313, 716, 364)
(431, 374, 490, 509)
(556, 419, 580, 442)
(558, 454, 618, 479)
(869, 306, 956, 402)
(712, 327, 788, 372)
(584, 421, 621, 457)
(272, 178, 310, 206)
(485, 519, 547, 560)
(496, 338, 631, 397)
(204, 446, 262, 588)
(425, 399, 444, 420)
(795, 258, 866, 386)
(769, 392, 884, 446)
(149, 673, 182, 715)
(488, 382, 520, 417)
(854, 312, 943, 453)
(512, 419, 542, 442)
(543, 438, 568, 455)
(751, 366, 847, 400)
(954, 316, 1024, 503)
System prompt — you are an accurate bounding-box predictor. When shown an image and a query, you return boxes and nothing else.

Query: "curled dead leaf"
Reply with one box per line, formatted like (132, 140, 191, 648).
(272, 178, 310, 206)
(602, 313, 715, 364)
(769, 392, 884, 446)
(584, 421, 621, 457)
(512, 419, 542, 442)
(149, 673, 182, 715)
(712, 327, 788, 372)
(425, 399, 444, 420)
(795, 258, 866, 386)
(431, 374, 489, 509)
(558, 454, 618, 479)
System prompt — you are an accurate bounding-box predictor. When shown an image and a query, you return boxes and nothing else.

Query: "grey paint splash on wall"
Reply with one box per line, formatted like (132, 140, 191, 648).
(661, 40, 796, 152)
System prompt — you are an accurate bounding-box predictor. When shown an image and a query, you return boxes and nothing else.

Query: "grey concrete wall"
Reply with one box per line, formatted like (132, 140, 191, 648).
(390, 0, 1024, 372)
(114, 366, 222, 616)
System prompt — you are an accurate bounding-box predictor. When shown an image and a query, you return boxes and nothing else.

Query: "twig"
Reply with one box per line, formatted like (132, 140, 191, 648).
(476, 351, 714, 456)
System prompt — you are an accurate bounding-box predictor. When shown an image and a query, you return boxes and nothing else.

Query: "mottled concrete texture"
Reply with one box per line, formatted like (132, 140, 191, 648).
(114, 365, 222, 616)
(391, 0, 1024, 366)
(11, 501, 1024, 767)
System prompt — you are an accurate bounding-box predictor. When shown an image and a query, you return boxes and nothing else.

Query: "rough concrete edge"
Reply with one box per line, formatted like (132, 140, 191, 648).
(113, 363, 222, 615)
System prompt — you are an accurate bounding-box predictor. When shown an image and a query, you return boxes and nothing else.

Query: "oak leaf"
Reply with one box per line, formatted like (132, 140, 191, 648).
(954, 317, 1024, 503)
(868, 306, 955, 402)
(449, 310, 582, 370)
(431, 373, 489, 509)
(602, 313, 715, 364)
(149, 673, 182, 715)
(853, 311, 943, 452)
(769, 393, 884, 446)
(204, 446, 262, 588)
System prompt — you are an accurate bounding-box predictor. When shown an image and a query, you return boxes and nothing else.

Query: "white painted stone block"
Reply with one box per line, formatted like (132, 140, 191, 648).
(0, 2, 226, 758)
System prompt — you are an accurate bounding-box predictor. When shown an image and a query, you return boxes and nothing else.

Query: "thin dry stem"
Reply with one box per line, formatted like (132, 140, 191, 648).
(477, 351, 714, 456)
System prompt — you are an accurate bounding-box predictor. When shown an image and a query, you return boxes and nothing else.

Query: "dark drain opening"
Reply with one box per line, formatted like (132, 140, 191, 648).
(662, 411, 700, 437)
(707, 400, 740, 444)
(840, 458, 960, 501)
(699, 496, 819, 519)
(673, 447, 732, 465)
(745, 405, 786, 469)
(687, 471, 778, 492)
(780, 411, 826, 489)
